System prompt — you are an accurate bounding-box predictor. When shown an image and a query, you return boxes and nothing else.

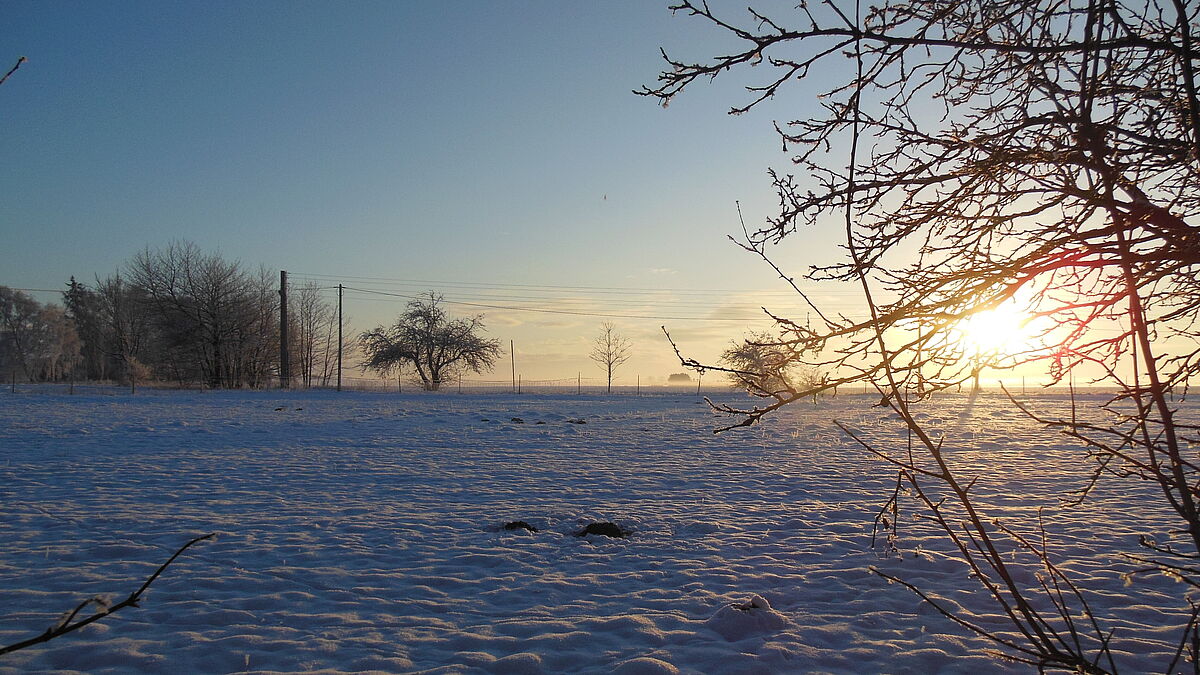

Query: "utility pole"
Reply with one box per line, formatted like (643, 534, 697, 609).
(337, 284, 343, 392)
(915, 326, 923, 395)
(510, 340, 516, 393)
(279, 270, 290, 389)
(577, 372, 581, 395)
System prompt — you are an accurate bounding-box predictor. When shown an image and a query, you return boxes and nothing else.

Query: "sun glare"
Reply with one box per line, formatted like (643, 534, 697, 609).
(958, 303, 1037, 356)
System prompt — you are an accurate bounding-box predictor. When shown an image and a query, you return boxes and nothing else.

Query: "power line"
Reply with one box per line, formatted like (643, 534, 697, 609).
(334, 287, 816, 311)
(288, 274, 860, 317)
(292, 271, 862, 296)
(344, 287, 782, 322)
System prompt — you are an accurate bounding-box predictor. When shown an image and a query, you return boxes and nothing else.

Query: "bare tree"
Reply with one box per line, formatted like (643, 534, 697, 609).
(721, 331, 797, 394)
(646, 0, 1200, 670)
(0, 286, 42, 381)
(0, 287, 80, 384)
(126, 242, 273, 388)
(93, 274, 151, 393)
(590, 322, 632, 393)
(292, 282, 337, 388)
(317, 305, 352, 387)
(359, 292, 501, 391)
(27, 305, 81, 383)
(721, 332, 828, 404)
(234, 267, 280, 389)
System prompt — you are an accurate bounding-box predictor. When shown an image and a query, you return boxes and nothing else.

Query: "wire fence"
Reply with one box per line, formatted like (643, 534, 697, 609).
(287, 375, 729, 396)
(2, 375, 1117, 398)
(0, 374, 727, 396)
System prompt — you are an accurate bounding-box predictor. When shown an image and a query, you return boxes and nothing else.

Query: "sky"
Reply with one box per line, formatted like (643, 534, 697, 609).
(1, 1, 859, 384)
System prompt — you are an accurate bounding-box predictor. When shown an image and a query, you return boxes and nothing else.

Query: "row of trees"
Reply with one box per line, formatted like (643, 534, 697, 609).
(2, 242, 347, 390)
(0, 286, 80, 383)
(6, 267, 656, 393)
(7, 256, 827, 395)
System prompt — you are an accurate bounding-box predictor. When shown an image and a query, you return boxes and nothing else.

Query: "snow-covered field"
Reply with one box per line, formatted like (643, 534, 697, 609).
(0, 389, 1190, 673)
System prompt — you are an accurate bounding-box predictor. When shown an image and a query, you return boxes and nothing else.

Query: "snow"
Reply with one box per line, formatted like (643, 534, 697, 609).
(0, 388, 1191, 673)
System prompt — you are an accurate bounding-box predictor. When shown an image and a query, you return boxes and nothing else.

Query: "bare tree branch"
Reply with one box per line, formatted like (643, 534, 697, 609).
(0, 533, 215, 656)
(0, 57, 26, 88)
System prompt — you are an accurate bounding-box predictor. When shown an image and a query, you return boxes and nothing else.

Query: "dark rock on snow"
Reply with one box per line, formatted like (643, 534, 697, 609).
(575, 522, 628, 538)
(504, 520, 539, 532)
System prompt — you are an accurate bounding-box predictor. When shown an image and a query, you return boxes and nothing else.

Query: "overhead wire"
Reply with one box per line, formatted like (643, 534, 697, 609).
(289, 270, 862, 323)
(342, 286, 785, 322)
(290, 271, 863, 296)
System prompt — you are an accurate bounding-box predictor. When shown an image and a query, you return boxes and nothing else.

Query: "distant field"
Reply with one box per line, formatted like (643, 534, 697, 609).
(0, 390, 1187, 673)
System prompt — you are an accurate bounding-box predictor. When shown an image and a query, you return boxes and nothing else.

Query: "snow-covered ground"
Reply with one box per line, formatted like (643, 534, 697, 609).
(0, 389, 1190, 673)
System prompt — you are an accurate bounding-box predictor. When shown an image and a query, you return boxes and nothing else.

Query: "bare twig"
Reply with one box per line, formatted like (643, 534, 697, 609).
(0, 56, 26, 87)
(0, 533, 215, 656)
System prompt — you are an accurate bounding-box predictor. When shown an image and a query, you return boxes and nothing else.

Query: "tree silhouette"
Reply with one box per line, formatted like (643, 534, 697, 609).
(359, 292, 501, 391)
(646, 0, 1200, 670)
(590, 322, 632, 393)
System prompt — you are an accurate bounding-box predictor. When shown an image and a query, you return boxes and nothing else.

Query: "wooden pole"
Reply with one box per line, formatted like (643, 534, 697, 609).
(510, 340, 516, 392)
(1069, 373, 1077, 427)
(518, 374, 522, 395)
(696, 371, 702, 395)
(637, 374, 640, 396)
(577, 372, 580, 395)
(279, 270, 290, 389)
(915, 326, 922, 395)
(337, 284, 343, 392)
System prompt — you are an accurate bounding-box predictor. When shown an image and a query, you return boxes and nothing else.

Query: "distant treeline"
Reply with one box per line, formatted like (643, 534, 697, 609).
(0, 242, 347, 389)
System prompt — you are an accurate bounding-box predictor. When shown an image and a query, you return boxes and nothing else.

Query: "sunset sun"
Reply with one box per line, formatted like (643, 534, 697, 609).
(957, 303, 1038, 356)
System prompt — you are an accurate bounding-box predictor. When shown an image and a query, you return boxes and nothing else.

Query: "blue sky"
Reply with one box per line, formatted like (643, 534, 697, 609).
(2, 1, 852, 382)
